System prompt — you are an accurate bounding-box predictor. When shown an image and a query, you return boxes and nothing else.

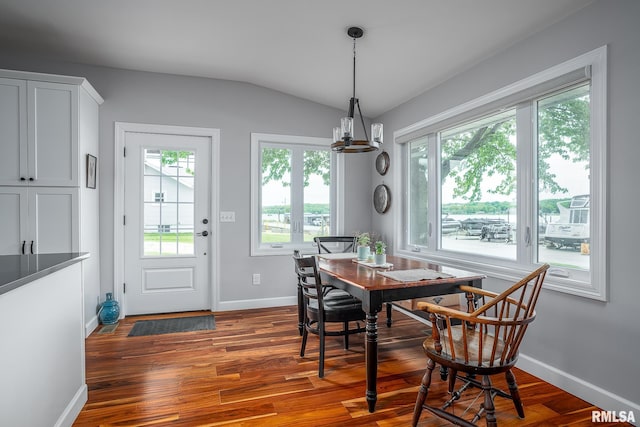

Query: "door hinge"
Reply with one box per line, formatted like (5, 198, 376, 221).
(123, 283, 126, 294)
(123, 146, 127, 157)
(123, 215, 126, 225)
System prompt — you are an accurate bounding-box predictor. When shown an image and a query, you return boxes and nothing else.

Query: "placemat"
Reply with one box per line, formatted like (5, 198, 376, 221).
(378, 268, 453, 282)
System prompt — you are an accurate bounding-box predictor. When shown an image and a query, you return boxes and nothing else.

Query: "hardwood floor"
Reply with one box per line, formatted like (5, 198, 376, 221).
(74, 307, 624, 426)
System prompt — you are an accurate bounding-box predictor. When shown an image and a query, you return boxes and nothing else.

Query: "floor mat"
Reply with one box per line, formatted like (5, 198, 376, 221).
(128, 315, 215, 337)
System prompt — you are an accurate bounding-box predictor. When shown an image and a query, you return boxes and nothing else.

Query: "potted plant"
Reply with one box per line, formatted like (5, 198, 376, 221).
(374, 241, 387, 265)
(356, 232, 371, 261)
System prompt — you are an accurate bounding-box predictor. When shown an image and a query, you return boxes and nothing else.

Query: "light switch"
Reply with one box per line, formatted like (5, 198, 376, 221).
(220, 211, 236, 222)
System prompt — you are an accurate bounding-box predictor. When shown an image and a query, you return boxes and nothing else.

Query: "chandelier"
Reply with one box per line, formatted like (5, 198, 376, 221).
(332, 26, 383, 153)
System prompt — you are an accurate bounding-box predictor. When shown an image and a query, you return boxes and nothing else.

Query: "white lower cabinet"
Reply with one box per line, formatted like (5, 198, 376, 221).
(0, 186, 78, 255)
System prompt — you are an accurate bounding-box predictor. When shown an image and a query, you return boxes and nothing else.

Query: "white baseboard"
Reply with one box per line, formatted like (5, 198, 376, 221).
(54, 384, 87, 427)
(85, 315, 99, 338)
(217, 296, 296, 311)
(518, 353, 640, 416)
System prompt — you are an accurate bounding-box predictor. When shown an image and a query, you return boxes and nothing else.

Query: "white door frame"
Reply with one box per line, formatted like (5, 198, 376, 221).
(114, 122, 220, 317)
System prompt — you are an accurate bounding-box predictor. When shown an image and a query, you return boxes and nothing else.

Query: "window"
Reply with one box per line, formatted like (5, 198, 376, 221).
(143, 149, 195, 256)
(251, 133, 344, 255)
(396, 46, 607, 300)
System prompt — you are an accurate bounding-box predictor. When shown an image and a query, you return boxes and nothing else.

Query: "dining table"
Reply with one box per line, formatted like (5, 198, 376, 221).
(316, 253, 485, 413)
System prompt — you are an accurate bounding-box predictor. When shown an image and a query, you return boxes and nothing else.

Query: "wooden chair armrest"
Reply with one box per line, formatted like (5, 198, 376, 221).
(458, 285, 527, 314)
(417, 300, 522, 327)
(458, 285, 499, 298)
(415, 301, 474, 321)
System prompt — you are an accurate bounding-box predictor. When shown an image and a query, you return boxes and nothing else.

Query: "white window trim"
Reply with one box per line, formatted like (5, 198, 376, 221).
(250, 132, 344, 256)
(393, 46, 607, 301)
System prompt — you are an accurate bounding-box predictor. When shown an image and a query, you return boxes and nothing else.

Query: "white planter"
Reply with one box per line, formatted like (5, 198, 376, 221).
(374, 253, 386, 265)
(357, 246, 370, 261)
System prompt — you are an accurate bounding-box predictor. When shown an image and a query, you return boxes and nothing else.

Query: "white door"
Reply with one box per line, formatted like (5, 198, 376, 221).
(123, 130, 211, 315)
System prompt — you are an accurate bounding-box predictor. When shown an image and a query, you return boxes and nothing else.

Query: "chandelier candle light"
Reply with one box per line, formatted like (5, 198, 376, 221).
(332, 26, 383, 153)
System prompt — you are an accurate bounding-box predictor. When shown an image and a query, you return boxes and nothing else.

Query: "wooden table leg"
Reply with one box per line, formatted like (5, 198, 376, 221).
(365, 311, 378, 412)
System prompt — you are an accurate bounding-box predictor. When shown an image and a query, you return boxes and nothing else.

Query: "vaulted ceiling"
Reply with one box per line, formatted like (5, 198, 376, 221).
(0, 0, 594, 117)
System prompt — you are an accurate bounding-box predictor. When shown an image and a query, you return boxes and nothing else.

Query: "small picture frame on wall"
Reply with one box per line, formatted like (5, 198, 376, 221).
(87, 154, 97, 189)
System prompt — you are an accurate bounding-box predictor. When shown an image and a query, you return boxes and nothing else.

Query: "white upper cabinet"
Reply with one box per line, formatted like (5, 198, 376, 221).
(29, 81, 79, 186)
(0, 78, 79, 186)
(0, 78, 27, 186)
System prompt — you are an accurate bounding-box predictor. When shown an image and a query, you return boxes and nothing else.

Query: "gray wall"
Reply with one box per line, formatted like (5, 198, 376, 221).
(374, 0, 640, 411)
(0, 53, 374, 310)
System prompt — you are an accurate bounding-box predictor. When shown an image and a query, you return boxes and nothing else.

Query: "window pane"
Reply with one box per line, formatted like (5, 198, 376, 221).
(440, 109, 517, 259)
(261, 147, 292, 244)
(143, 149, 195, 256)
(408, 137, 429, 247)
(302, 150, 331, 241)
(177, 203, 195, 255)
(538, 84, 590, 271)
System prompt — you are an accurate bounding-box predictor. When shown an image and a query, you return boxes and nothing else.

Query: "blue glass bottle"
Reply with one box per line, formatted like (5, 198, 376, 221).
(99, 292, 120, 325)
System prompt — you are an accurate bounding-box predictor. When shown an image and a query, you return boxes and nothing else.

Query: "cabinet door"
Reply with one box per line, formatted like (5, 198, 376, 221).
(29, 187, 79, 254)
(0, 187, 29, 255)
(27, 81, 79, 186)
(0, 78, 28, 186)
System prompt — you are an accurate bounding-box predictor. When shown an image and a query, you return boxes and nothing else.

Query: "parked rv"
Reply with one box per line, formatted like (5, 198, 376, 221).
(544, 195, 589, 250)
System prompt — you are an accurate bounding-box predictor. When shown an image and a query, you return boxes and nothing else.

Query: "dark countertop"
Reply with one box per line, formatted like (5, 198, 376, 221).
(0, 252, 89, 296)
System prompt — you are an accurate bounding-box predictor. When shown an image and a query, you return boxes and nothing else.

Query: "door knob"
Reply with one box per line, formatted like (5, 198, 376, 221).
(197, 231, 209, 237)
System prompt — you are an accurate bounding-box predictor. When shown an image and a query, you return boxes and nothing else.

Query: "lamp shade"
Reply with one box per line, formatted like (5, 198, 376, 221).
(371, 123, 383, 143)
(341, 117, 353, 139)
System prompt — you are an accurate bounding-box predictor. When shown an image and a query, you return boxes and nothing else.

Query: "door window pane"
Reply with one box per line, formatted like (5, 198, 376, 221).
(538, 84, 590, 271)
(440, 109, 517, 259)
(143, 149, 195, 256)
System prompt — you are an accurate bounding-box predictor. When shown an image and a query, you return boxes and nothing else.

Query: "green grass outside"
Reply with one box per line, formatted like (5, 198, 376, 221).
(144, 232, 194, 243)
(261, 232, 315, 243)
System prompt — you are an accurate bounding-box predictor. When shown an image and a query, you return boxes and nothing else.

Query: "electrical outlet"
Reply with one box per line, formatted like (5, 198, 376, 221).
(252, 273, 261, 285)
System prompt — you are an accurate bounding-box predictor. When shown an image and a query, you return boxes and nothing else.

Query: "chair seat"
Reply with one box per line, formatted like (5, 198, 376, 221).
(423, 325, 513, 369)
(307, 297, 365, 323)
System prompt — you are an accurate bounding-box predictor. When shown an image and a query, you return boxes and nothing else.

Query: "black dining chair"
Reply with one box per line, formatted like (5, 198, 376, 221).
(293, 248, 354, 335)
(313, 236, 394, 327)
(293, 253, 366, 378)
(313, 235, 356, 254)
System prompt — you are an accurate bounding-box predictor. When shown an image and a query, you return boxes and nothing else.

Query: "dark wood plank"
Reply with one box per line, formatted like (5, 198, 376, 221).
(73, 307, 629, 426)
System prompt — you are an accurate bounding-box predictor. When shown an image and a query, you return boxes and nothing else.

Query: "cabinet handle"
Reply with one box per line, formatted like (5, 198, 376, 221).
(29, 177, 34, 181)
(30, 241, 34, 254)
(20, 177, 26, 181)
(22, 241, 26, 254)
